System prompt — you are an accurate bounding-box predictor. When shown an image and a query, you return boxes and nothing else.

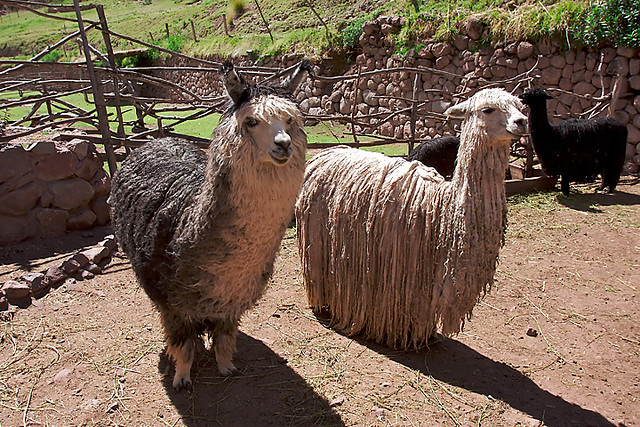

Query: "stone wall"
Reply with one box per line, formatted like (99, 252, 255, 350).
(0, 139, 111, 246)
(296, 16, 640, 174)
(162, 16, 640, 174)
(7, 15, 640, 175)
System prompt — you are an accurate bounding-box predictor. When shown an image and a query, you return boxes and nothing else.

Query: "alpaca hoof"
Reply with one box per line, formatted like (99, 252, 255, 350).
(218, 362, 238, 377)
(172, 374, 192, 391)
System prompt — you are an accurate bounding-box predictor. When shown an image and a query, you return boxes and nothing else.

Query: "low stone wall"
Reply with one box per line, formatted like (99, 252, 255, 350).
(0, 235, 116, 312)
(7, 16, 640, 175)
(0, 138, 111, 246)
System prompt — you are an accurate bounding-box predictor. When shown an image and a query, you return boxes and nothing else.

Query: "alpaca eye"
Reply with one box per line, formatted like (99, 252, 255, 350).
(246, 117, 259, 127)
(287, 117, 295, 126)
(482, 107, 496, 114)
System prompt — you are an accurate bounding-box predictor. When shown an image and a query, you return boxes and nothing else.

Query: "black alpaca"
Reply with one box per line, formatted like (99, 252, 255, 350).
(407, 135, 460, 178)
(519, 88, 627, 195)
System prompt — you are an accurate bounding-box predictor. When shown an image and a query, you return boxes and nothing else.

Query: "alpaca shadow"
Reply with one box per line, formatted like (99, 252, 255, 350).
(557, 190, 640, 213)
(360, 337, 616, 427)
(159, 332, 344, 427)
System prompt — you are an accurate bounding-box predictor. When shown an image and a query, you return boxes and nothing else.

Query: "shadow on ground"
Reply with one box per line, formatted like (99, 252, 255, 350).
(377, 337, 616, 427)
(556, 178, 640, 213)
(558, 190, 640, 213)
(0, 225, 113, 274)
(160, 332, 344, 426)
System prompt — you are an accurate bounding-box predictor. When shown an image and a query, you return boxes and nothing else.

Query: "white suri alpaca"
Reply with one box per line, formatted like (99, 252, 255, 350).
(295, 88, 527, 349)
(110, 61, 309, 390)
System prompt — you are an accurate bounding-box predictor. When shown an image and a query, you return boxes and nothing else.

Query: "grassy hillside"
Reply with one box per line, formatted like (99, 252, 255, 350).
(0, 0, 638, 60)
(0, 0, 404, 60)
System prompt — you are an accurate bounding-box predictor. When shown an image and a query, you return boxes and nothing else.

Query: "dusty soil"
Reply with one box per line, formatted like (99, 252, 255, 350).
(1, 179, 639, 426)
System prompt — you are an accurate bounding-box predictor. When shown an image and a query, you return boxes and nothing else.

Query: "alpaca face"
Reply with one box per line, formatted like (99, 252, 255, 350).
(446, 88, 527, 145)
(238, 94, 304, 166)
(481, 103, 528, 142)
(518, 87, 553, 107)
(244, 115, 295, 165)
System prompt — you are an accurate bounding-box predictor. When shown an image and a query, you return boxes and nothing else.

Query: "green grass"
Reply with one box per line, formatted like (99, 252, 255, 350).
(1, 89, 219, 138)
(304, 121, 409, 156)
(0, 0, 410, 60)
(507, 190, 559, 211)
(3, 89, 406, 153)
(2, 0, 636, 62)
(362, 143, 408, 156)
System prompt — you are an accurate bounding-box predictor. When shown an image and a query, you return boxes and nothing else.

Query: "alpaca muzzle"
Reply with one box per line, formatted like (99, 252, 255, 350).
(270, 131, 292, 164)
(508, 116, 528, 137)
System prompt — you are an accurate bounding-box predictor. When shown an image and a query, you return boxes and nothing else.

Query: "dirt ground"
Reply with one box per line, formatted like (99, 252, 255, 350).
(1, 179, 639, 426)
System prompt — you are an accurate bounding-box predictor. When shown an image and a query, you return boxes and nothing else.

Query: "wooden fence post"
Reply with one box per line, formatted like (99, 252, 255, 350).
(351, 66, 361, 148)
(190, 19, 197, 42)
(73, 0, 118, 177)
(254, 0, 273, 43)
(223, 14, 231, 37)
(409, 72, 421, 154)
(96, 4, 125, 138)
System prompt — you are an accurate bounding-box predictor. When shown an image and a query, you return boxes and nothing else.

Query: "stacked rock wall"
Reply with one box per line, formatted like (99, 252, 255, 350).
(293, 16, 640, 173)
(0, 139, 111, 246)
(7, 16, 640, 174)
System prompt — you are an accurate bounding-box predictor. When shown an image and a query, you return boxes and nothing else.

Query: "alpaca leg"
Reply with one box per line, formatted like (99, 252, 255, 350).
(161, 311, 196, 390)
(601, 169, 620, 193)
(213, 322, 238, 376)
(166, 338, 195, 390)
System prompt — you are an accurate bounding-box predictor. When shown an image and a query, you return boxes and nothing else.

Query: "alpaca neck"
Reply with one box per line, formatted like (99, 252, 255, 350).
(526, 102, 555, 161)
(184, 130, 304, 264)
(434, 130, 509, 336)
(450, 123, 510, 203)
(447, 125, 509, 252)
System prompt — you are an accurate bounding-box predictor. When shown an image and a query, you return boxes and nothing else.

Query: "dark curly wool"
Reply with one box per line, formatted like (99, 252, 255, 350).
(109, 137, 220, 305)
(519, 88, 627, 195)
(407, 135, 460, 178)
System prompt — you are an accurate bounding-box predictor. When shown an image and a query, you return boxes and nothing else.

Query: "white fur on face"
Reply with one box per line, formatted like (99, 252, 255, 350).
(480, 102, 528, 144)
(236, 95, 304, 166)
(446, 88, 528, 145)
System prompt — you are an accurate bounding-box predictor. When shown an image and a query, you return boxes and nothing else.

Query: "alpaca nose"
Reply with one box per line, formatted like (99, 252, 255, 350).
(515, 117, 527, 127)
(274, 129, 291, 150)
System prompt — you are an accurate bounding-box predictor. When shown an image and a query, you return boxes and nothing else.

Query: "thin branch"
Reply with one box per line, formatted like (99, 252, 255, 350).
(0, 114, 96, 142)
(0, 85, 94, 109)
(254, 0, 274, 43)
(104, 28, 222, 69)
(303, 0, 331, 38)
(0, 23, 97, 76)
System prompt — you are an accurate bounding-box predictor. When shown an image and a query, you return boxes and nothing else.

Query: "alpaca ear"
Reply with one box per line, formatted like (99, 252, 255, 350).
(282, 59, 313, 93)
(445, 100, 469, 119)
(221, 60, 246, 105)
